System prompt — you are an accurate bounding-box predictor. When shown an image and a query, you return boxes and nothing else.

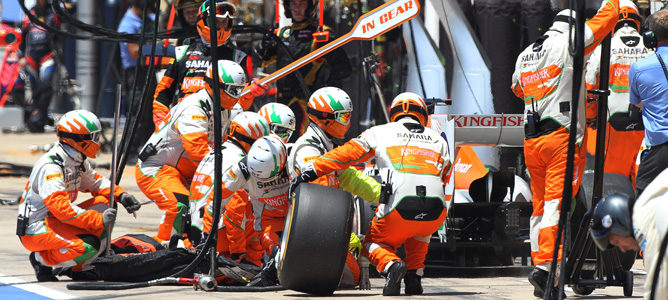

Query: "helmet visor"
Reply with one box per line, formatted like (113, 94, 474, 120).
(222, 83, 244, 98)
(589, 227, 613, 251)
(271, 124, 293, 141)
(90, 131, 101, 144)
(215, 2, 236, 19)
(335, 111, 351, 125)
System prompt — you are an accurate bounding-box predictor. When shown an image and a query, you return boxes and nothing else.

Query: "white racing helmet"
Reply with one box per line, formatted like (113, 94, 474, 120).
(259, 103, 296, 143)
(247, 134, 288, 180)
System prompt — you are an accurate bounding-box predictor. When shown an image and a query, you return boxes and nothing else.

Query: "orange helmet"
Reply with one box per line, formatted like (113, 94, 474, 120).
(307, 87, 353, 139)
(226, 112, 270, 152)
(617, 0, 642, 32)
(389, 92, 428, 126)
(56, 110, 102, 158)
(196, 0, 235, 46)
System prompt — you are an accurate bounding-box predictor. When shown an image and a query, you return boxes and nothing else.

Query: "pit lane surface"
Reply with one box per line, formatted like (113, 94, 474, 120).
(0, 132, 648, 299)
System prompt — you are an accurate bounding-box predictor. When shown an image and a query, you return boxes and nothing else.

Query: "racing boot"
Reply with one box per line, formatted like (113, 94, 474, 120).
(529, 268, 548, 297)
(247, 246, 279, 287)
(382, 260, 406, 296)
(529, 268, 565, 299)
(404, 270, 423, 295)
(29, 252, 58, 282)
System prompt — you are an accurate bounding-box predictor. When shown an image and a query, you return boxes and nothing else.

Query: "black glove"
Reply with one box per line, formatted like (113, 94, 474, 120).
(118, 193, 141, 214)
(291, 168, 319, 187)
(102, 208, 117, 228)
(258, 33, 277, 60)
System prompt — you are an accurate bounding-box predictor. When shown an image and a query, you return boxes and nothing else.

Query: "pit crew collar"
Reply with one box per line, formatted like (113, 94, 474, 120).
(59, 142, 86, 164)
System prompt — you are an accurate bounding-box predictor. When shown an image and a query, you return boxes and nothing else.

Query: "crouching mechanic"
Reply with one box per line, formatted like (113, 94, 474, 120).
(251, 116, 377, 288)
(189, 112, 269, 264)
(17, 110, 141, 281)
(590, 169, 668, 299)
(136, 60, 256, 244)
(288, 86, 381, 287)
(250, 104, 295, 256)
(293, 92, 451, 295)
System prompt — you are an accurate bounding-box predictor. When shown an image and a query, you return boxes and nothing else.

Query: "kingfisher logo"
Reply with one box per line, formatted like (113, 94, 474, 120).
(453, 158, 473, 174)
(182, 78, 204, 90)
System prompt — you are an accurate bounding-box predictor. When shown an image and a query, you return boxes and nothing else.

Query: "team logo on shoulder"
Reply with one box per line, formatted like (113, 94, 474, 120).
(46, 173, 62, 181)
(228, 169, 238, 180)
(191, 115, 207, 121)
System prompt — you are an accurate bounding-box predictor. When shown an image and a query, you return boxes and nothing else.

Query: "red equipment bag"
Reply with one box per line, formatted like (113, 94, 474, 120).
(110, 234, 164, 254)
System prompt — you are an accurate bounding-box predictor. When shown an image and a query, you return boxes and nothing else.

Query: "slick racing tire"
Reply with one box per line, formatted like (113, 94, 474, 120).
(277, 183, 354, 296)
(353, 196, 376, 236)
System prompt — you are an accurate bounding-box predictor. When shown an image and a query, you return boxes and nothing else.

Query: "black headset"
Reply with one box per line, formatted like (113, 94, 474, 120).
(643, 30, 657, 49)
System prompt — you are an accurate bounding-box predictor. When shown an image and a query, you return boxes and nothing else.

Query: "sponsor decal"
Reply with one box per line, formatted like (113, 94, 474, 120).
(611, 47, 649, 56)
(256, 176, 290, 189)
(450, 115, 524, 127)
(191, 115, 207, 121)
(303, 155, 319, 162)
(185, 60, 211, 69)
(261, 194, 288, 208)
(520, 50, 547, 62)
(414, 213, 428, 220)
(453, 158, 473, 174)
(46, 173, 62, 181)
(386, 145, 443, 175)
(395, 132, 433, 141)
(182, 77, 205, 90)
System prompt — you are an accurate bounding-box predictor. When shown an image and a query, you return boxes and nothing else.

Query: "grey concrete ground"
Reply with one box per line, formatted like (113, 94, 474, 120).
(0, 131, 648, 299)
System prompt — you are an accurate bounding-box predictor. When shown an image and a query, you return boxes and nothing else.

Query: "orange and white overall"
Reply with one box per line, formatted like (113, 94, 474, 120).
(511, 0, 620, 269)
(136, 89, 235, 242)
(18, 143, 125, 270)
(585, 25, 651, 183)
(311, 118, 451, 277)
(190, 141, 262, 265)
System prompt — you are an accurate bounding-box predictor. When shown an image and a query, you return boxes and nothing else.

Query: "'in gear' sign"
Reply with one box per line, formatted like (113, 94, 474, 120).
(354, 0, 420, 40)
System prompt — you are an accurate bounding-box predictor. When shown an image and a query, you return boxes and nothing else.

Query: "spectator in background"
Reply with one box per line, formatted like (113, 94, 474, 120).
(20, 0, 59, 132)
(118, 0, 156, 157)
(161, 0, 203, 45)
(258, 0, 351, 142)
(629, 9, 668, 197)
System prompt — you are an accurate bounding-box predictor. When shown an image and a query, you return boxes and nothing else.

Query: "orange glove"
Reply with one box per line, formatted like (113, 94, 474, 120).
(239, 78, 267, 110)
(247, 78, 268, 97)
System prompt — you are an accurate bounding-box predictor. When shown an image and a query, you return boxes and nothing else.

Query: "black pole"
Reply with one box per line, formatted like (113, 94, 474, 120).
(563, 33, 612, 290)
(207, 0, 223, 277)
(592, 34, 612, 209)
(545, 0, 585, 298)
